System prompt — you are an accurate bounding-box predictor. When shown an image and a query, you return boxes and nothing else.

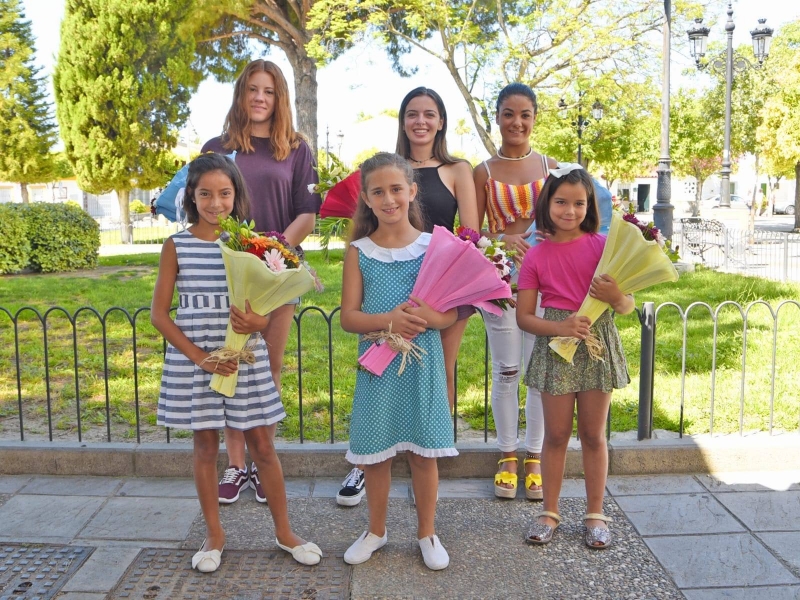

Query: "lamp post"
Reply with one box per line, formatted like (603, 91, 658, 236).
(688, 3, 773, 208)
(559, 93, 604, 166)
(336, 130, 344, 159)
(653, 0, 673, 240)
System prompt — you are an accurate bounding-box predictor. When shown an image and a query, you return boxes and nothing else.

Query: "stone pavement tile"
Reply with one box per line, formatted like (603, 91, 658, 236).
(607, 474, 705, 496)
(185, 497, 413, 554)
(79, 497, 199, 541)
(682, 585, 800, 599)
(61, 546, 142, 593)
(615, 493, 745, 536)
(644, 533, 799, 588)
(0, 475, 31, 493)
(285, 478, 312, 498)
(698, 471, 800, 493)
(20, 475, 123, 496)
(0, 493, 8, 510)
(0, 495, 105, 539)
(308, 477, 408, 501)
(757, 532, 800, 573)
(117, 477, 197, 498)
(52, 594, 107, 600)
(714, 490, 800, 531)
(399, 497, 682, 600)
(560, 478, 589, 498)
(437, 478, 494, 498)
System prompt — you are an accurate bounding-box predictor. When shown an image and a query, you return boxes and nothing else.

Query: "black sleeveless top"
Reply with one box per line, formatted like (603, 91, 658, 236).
(415, 165, 458, 233)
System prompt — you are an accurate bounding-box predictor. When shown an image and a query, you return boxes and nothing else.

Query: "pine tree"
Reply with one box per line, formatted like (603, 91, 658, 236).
(0, 0, 59, 203)
(54, 0, 201, 243)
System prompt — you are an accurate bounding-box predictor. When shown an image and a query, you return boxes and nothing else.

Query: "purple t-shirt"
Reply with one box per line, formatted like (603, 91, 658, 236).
(518, 233, 606, 312)
(201, 136, 321, 234)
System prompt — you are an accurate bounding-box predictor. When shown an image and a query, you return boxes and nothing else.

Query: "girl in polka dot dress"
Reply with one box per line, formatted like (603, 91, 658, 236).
(340, 153, 458, 571)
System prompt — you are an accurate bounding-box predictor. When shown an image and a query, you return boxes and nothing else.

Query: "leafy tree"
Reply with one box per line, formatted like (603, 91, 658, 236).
(190, 0, 351, 153)
(531, 77, 659, 186)
(670, 89, 722, 217)
(308, 0, 708, 155)
(0, 0, 59, 203)
(757, 20, 800, 230)
(54, 0, 201, 243)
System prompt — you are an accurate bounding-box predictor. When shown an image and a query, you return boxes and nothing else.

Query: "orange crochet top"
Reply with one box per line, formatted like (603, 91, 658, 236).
(483, 154, 549, 233)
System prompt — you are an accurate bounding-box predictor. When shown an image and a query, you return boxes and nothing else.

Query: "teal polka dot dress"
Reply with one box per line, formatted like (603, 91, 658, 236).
(346, 233, 458, 464)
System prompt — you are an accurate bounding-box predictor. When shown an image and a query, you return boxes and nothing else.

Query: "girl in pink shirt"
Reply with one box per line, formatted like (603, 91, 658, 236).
(516, 165, 633, 550)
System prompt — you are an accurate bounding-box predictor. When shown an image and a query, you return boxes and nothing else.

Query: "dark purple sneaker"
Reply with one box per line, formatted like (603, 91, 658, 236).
(218, 466, 248, 504)
(250, 462, 267, 503)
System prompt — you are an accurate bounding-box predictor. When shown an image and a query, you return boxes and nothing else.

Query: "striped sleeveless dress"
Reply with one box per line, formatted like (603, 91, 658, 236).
(156, 230, 286, 431)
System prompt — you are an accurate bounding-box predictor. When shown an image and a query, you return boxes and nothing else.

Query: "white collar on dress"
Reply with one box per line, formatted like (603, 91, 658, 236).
(350, 232, 431, 263)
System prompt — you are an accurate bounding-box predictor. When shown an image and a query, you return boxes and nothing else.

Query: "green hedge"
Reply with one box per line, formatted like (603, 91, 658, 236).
(5, 203, 100, 273)
(0, 204, 31, 274)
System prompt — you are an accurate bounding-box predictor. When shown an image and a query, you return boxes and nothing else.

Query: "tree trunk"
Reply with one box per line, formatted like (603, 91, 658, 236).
(795, 161, 800, 232)
(693, 177, 703, 217)
(117, 188, 132, 244)
(20, 183, 29, 204)
(442, 57, 496, 155)
(284, 47, 318, 157)
(748, 153, 759, 244)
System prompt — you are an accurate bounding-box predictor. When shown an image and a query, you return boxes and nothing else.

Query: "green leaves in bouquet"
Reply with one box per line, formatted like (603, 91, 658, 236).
(318, 216, 351, 260)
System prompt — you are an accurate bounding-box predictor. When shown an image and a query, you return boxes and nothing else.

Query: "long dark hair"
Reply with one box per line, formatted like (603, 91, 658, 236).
(534, 168, 598, 235)
(396, 87, 459, 165)
(183, 153, 251, 225)
(221, 59, 300, 160)
(349, 153, 425, 241)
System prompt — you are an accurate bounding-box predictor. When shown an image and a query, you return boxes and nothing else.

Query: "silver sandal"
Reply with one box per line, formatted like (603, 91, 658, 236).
(525, 511, 561, 545)
(583, 513, 613, 549)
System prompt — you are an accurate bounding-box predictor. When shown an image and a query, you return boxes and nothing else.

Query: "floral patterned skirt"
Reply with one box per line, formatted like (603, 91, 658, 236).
(524, 308, 630, 396)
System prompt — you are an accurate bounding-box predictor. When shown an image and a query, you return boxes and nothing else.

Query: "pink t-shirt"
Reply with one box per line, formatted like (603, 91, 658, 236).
(517, 233, 606, 312)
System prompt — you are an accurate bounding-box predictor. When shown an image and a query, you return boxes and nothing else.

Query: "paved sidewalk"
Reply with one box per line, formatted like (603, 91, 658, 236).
(0, 471, 798, 599)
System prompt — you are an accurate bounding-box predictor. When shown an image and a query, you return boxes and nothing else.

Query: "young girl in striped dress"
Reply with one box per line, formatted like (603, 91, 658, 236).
(151, 153, 321, 573)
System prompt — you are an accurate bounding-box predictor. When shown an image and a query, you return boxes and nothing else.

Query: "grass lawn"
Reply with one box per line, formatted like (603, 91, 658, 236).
(1, 250, 798, 442)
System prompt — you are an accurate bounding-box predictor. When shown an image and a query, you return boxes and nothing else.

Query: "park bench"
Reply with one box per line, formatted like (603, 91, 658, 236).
(679, 217, 727, 264)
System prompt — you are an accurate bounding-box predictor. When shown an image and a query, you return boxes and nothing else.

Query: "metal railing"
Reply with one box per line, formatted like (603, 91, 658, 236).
(1, 301, 798, 444)
(676, 222, 800, 282)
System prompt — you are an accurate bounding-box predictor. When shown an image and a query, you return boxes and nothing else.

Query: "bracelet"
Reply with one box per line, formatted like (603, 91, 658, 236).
(497, 234, 505, 241)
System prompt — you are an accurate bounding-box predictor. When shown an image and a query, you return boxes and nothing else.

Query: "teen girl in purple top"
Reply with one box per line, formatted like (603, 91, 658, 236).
(202, 59, 321, 504)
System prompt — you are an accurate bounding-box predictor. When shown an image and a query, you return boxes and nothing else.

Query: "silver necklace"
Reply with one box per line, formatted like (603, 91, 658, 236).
(496, 147, 533, 161)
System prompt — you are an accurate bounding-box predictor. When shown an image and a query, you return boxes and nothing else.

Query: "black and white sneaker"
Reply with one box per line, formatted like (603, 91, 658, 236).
(336, 467, 366, 507)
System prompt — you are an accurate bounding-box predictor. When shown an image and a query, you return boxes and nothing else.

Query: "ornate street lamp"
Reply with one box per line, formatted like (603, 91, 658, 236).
(654, 0, 674, 240)
(688, 3, 773, 208)
(559, 93, 603, 166)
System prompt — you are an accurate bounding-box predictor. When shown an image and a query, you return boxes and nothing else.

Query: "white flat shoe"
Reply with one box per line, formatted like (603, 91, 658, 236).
(192, 539, 224, 573)
(418, 534, 449, 570)
(344, 530, 388, 565)
(276, 539, 323, 566)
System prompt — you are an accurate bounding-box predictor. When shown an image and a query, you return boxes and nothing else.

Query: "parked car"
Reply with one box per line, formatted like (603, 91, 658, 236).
(773, 198, 795, 215)
(703, 194, 751, 209)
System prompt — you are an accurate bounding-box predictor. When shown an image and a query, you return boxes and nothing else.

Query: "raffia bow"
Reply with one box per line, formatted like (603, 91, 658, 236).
(201, 336, 259, 368)
(552, 330, 605, 363)
(360, 322, 426, 375)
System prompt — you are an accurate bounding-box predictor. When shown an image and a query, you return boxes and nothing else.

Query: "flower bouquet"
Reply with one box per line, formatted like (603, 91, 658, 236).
(358, 225, 514, 376)
(208, 217, 317, 397)
(548, 211, 679, 364)
(455, 226, 516, 310)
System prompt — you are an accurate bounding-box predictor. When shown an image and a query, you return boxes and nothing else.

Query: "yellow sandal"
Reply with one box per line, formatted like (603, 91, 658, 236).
(524, 456, 543, 501)
(494, 457, 518, 499)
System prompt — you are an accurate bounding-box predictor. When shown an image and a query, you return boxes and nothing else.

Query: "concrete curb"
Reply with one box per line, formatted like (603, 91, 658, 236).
(1, 433, 798, 477)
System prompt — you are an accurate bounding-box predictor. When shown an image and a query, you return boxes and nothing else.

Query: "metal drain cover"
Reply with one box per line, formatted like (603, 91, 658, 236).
(0, 544, 93, 600)
(109, 548, 350, 600)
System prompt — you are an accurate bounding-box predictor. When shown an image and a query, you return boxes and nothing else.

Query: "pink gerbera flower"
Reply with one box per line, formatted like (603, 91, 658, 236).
(263, 248, 287, 272)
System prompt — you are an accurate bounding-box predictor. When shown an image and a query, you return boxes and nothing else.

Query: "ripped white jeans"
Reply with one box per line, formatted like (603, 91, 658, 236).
(481, 299, 544, 453)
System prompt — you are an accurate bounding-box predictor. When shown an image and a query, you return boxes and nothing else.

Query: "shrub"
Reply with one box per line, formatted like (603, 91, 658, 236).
(130, 199, 149, 214)
(0, 203, 31, 274)
(19, 203, 100, 273)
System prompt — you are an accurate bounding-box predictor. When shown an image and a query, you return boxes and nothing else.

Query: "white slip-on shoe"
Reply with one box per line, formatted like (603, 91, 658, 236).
(343, 530, 388, 565)
(418, 534, 449, 570)
(191, 539, 224, 573)
(276, 539, 323, 566)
